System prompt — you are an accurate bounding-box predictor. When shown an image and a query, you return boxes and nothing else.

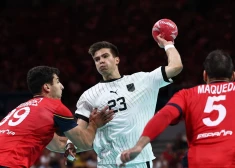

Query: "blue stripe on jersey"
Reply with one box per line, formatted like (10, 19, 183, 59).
(161, 66, 171, 82)
(75, 114, 89, 123)
(167, 102, 183, 125)
(53, 115, 78, 132)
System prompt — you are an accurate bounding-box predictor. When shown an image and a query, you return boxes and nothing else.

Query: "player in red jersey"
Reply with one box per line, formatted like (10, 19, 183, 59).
(0, 66, 114, 168)
(118, 50, 235, 168)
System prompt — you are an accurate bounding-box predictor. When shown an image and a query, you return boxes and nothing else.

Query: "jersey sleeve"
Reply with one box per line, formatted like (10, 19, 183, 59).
(74, 93, 93, 123)
(165, 89, 187, 125)
(146, 66, 173, 90)
(53, 102, 78, 132)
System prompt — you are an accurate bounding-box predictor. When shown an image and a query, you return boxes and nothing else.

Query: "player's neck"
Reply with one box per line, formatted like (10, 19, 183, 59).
(208, 78, 231, 84)
(102, 71, 121, 81)
(33, 93, 51, 98)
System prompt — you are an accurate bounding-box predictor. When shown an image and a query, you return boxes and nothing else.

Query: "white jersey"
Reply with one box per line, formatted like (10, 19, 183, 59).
(75, 66, 171, 165)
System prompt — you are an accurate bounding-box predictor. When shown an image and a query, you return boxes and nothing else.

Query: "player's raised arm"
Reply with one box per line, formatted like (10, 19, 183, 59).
(156, 35, 183, 79)
(152, 19, 183, 79)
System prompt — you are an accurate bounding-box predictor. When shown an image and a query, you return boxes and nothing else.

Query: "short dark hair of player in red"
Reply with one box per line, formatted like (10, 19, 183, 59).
(203, 50, 234, 79)
(88, 41, 119, 57)
(27, 66, 60, 95)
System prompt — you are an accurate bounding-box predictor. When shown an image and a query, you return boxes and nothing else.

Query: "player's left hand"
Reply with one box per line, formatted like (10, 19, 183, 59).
(64, 143, 76, 165)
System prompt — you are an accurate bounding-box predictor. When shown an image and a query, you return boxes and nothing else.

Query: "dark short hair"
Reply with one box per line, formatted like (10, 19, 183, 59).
(88, 41, 119, 57)
(27, 66, 60, 95)
(203, 50, 234, 79)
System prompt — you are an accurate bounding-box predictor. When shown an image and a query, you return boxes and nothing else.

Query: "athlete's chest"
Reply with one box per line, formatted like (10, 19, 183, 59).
(92, 80, 150, 113)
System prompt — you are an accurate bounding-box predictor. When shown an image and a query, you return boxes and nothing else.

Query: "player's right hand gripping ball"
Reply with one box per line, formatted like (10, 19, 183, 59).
(152, 19, 178, 42)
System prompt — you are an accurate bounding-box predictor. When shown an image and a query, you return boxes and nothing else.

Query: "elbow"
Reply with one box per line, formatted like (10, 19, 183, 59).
(177, 64, 183, 73)
(74, 139, 93, 151)
(166, 65, 183, 78)
(79, 144, 93, 152)
(81, 136, 93, 149)
(173, 64, 183, 76)
(85, 141, 93, 149)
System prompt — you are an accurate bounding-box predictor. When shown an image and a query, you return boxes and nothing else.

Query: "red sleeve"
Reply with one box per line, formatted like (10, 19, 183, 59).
(167, 89, 187, 124)
(54, 101, 74, 118)
(53, 101, 78, 132)
(168, 89, 187, 114)
(142, 90, 186, 141)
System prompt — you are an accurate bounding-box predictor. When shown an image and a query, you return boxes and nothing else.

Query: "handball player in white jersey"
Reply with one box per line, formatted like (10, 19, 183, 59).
(68, 35, 183, 168)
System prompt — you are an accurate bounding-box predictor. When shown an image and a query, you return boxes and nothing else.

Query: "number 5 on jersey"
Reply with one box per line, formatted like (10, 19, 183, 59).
(0, 107, 30, 126)
(203, 95, 226, 127)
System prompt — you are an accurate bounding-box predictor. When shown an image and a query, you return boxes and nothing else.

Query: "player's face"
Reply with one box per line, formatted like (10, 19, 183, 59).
(48, 74, 64, 99)
(93, 48, 119, 76)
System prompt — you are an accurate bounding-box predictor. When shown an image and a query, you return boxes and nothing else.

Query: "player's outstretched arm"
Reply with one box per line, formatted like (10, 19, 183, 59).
(157, 35, 183, 78)
(46, 133, 68, 153)
(46, 133, 77, 163)
(72, 119, 93, 152)
(118, 103, 181, 165)
(64, 107, 114, 151)
(119, 136, 150, 165)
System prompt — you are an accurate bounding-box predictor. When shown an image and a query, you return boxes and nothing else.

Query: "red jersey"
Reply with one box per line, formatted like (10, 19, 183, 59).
(168, 82, 235, 168)
(0, 96, 77, 168)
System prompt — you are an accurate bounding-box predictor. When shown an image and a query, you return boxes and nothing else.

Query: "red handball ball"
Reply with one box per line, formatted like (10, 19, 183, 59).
(152, 19, 178, 42)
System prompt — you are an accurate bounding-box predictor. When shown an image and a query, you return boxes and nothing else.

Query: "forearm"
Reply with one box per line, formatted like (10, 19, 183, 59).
(46, 133, 67, 153)
(64, 121, 97, 151)
(165, 46, 183, 78)
(135, 136, 151, 150)
(75, 121, 96, 152)
(142, 105, 180, 141)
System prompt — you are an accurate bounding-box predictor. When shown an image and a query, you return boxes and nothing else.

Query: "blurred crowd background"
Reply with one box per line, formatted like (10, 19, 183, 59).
(0, 0, 234, 167)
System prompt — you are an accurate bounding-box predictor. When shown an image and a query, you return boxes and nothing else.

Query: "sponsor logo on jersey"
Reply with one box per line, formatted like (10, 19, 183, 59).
(0, 129, 15, 135)
(110, 90, 118, 95)
(197, 129, 233, 139)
